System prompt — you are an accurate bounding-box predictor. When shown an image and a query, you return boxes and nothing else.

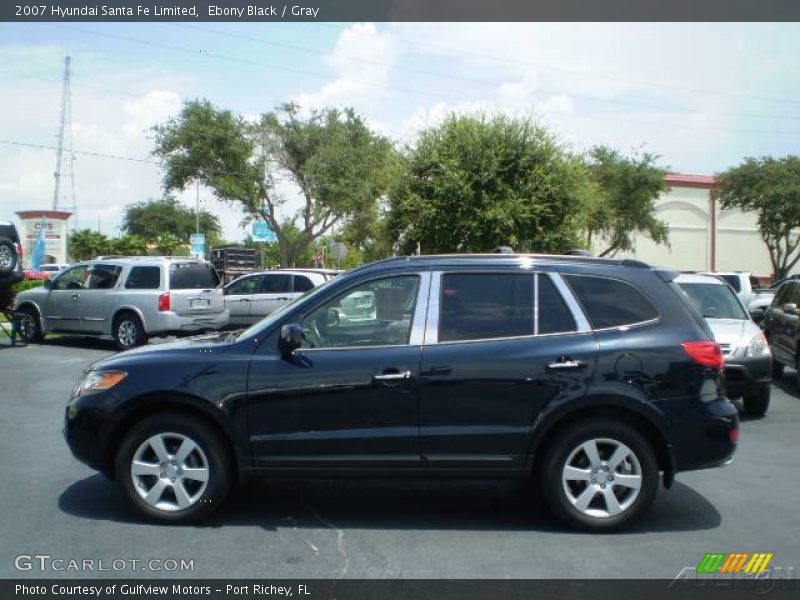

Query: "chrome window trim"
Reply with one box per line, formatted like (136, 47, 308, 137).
(533, 272, 540, 336)
(424, 271, 442, 345)
(547, 272, 591, 333)
(409, 271, 432, 346)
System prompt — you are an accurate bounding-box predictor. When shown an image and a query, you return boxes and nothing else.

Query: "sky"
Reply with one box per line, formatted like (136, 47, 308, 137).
(0, 22, 799, 242)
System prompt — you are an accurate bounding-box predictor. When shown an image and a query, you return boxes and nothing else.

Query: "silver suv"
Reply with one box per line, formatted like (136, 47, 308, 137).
(15, 257, 229, 350)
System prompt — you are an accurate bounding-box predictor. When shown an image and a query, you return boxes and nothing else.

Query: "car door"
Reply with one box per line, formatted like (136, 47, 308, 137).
(249, 273, 293, 319)
(245, 272, 430, 467)
(43, 264, 90, 332)
(223, 274, 265, 325)
(767, 282, 800, 365)
(77, 263, 122, 334)
(418, 271, 597, 468)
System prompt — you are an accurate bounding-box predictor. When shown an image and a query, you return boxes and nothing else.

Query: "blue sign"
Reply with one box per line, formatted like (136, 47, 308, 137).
(252, 221, 276, 243)
(190, 233, 206, 258)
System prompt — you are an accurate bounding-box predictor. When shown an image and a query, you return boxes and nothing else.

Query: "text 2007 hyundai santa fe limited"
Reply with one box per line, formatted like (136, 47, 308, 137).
(64, 254, 738, 531)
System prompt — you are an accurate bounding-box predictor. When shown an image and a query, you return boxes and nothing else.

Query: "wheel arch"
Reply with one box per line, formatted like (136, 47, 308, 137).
(529, 397, 675, 488)
(104, 392, 245, 484)
(110, 306, 148, 335)
(14, 300, 44, 331)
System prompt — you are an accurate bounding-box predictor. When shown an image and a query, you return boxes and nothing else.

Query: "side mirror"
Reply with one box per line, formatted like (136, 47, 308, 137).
(781, 302, 797, 313)
(43, 279, 51, 290)
(749, 307, 765, 323)
(278, 323, 303, 357)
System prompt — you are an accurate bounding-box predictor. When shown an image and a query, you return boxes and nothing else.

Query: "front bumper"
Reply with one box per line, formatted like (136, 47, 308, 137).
(64, 390, 118, 476)
(723, 354, 771, 398)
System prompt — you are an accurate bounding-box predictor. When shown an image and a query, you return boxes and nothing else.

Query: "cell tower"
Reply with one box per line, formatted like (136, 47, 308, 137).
(52, 55, 77, 227)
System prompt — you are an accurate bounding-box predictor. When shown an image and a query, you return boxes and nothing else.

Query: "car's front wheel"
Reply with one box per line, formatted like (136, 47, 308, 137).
(540, 419, 659, 531)
(115, 413, 231, 523)
(743, 387, 770, 418)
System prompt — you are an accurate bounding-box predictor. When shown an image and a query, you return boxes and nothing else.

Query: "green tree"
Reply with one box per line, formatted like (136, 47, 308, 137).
(68, 229, 110, 261)
(121, 196, 222, 247)
(388, 114, 589, 254)
(153, 100, 398, 267)
(154, 233, 182, 256)
(109, 234, 149, 257)
(718, 156, 800, 279)
(583, 146, 669, 257)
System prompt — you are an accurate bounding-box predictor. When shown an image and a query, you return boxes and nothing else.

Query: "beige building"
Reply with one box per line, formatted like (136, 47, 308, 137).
(604, 174, 776, 281)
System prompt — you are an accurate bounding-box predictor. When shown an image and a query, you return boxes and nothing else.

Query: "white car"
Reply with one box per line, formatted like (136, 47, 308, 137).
(39, 263, 70, 278)
(223, 270, 328, 326)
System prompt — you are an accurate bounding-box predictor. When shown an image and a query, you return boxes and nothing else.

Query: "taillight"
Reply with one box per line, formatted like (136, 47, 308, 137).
(729, 427, 739, 444)
(682, 341, 724, 370)
(158, 292, 170, 312)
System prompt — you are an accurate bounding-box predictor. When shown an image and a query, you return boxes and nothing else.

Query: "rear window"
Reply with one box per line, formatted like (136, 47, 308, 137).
(168, 262, 220, 290)
(261, 274, 292, 294)
(293, 275, 315, 292)
(125, 266, 161, 290)
(564, 275, 658, 329)
(440, 273, 534, 342)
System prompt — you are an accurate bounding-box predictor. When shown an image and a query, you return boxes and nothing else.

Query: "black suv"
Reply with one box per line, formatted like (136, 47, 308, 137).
(0, 220, 23, 286)
(65, 254, 738, 531)
(763, 280, 800, 386)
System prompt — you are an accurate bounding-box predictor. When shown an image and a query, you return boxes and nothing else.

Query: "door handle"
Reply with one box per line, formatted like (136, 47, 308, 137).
(71, 293, 80, 300)
(373, 370, 412, 381)
(276, 297, 289, 301)
(239, 298, 250, 302)
(546, 358, 586, 370)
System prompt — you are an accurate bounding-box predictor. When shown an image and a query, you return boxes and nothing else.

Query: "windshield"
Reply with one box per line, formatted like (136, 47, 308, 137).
(679, 282, 748, 320)
(237, 282, 330, 340)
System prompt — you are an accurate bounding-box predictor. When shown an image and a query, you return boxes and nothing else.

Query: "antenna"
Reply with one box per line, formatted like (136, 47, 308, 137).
(52, 55, 77, 227)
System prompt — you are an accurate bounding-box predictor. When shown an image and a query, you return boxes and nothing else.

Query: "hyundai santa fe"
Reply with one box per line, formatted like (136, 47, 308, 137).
(64, 254, 738, 531)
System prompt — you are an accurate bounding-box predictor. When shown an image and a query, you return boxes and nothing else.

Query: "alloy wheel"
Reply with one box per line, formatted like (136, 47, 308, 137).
(0, 245, 13, 270)
(561, 437, 643, 519)
(117, 320, 137, 348)
(130, 432, 210, 512)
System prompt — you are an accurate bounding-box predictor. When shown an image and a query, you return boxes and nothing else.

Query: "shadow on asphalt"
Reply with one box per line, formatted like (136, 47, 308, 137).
(59, 474, 721, 535)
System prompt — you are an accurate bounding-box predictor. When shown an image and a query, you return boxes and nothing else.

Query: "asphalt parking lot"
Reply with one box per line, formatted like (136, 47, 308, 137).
(1, 338, 799, 580)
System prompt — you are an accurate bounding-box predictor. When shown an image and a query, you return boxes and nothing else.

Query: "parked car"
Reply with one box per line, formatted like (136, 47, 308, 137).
(676, 274, 771, 417)
(223, 270, 328, 326)
(15, 257, 228, 350)
(762, 279, 800, 387)
(64, 254, 737, 530)
(39, 263, 70, 278)
(23, 269, 50, 281)
(703, 271, 775, 320)
(0, 220, 23, 286)
(769, 274, 800, 289)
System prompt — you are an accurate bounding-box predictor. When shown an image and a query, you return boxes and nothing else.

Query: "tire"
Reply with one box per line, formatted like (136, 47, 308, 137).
(114, 412, 231, 523)
(112, 312, 146, 351)
(17, 306, 44, 343)
(772, 360, 784, 379)
(0, 239, 17, 274)
(539, 418, 659, 532)
(743, 387, 770, 418)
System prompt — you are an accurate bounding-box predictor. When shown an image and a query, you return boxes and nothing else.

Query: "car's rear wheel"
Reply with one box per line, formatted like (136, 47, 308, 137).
(113, 312, 146, 351)
(115, 413, 231, 523)
(743, 387, 770, 418)
(540, 419, 658, 531)
(17, 306, 44, 343)
(0, 239, 17, 274)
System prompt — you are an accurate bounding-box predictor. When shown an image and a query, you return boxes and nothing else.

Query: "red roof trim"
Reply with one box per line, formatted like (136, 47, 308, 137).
(664, 173, 717, 190)
(15, 210, 73, 220)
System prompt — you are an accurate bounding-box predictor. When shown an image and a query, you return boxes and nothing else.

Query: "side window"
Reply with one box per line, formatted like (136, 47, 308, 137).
(537, 275, 577, 334)
(86, 264, 122, 290)
(293, 275, 315, 293)
(564, 275, 658, 329)
(300, 275, 420, 349)
(260, 274, 292, 294)
(51, 266, 89, 291)
(125, 266, 162, 290)
(226, 275, 263, 295)
(439, 273, 533, 342)
(773, 283, 792, 306)
(788, 283, 800, 305)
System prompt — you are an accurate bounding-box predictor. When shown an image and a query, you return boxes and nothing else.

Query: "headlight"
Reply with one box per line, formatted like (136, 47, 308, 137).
(73, 370, 127, 397)
(745, 332, 770, 358)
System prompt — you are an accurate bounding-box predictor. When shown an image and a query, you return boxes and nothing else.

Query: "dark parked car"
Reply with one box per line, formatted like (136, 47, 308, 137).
(0, 220, 23, 286)
(65, 254, 738, 531)
(762, 280, 800, 386)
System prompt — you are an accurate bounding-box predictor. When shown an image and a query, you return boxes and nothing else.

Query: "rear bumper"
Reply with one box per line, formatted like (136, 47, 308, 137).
(147, 309, 229, 334)
(668, 396, 739, 473)
(723, 355, 771, 398)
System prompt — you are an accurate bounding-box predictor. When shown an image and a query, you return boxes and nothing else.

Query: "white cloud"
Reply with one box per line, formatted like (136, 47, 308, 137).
(293, 23, 397, 112)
